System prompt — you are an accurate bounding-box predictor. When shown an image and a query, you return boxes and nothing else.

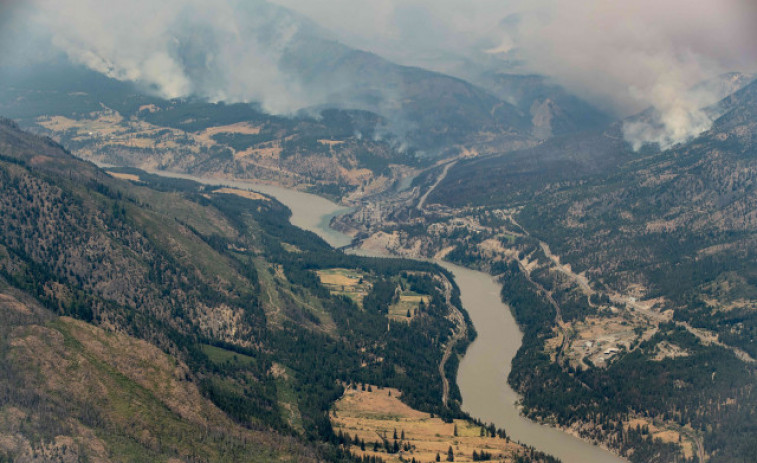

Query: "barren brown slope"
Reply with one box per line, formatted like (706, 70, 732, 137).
(0, 287, 317, 463)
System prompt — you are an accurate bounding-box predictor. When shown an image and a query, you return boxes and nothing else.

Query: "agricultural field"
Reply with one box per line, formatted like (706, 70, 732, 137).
(331, 385, 524, 463)
(388, 292, 430, 322)
(316, 269, 433, 323)
(316, 268, 372, 307)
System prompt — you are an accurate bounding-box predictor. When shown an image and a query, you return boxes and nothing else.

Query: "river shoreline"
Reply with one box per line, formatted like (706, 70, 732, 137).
(134, 168, 627, 463)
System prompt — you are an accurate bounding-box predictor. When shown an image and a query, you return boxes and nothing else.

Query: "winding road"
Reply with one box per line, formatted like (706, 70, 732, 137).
(416, 160, 457, 211)
(436, 273, 467, 406)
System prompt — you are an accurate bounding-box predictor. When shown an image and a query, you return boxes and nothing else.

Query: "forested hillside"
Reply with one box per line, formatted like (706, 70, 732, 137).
(0, 118, 482, 462)
(359, 79, 757, 462)
(432, 79, 757, 358)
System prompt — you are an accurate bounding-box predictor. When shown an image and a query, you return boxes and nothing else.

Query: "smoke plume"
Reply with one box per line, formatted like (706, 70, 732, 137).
(498, 0, 757, 148)
(273, 0, 757, 149)
(5, 0, 757, 148)
(24, 0, 324, 114)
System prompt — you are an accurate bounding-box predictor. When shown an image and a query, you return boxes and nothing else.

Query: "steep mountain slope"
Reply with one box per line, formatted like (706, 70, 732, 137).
(432, 73, 757, 210)
(0, 290, 315, 463)
(429, 122, 633, 208)
(511, 78, 757, 355)
(0, 117, 265, 347)
(281, 37, 533, 150)
(0, 118, 489, 461)
(477, 73, 612, 139)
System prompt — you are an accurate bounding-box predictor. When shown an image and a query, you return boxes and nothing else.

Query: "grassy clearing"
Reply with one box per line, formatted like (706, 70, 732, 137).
(198, 122, 262, 137)
(281, 242, 302, 253)
(272, 364, 304, 433)
(256, 260, 336, 332)
(201, 344, 258, 368)
(388, 293, 429, 322)
(107, 171, 142, 182)
(254, 258, 286, 325)
(331, 386, 520, 462)
(213, 187, 269, 202)
(316, 268, 371, 307)
(625, 418, 695, 460)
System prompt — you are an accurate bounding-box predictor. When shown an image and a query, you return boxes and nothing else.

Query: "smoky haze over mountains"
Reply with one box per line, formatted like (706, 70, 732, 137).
(3, 0, 757, 149)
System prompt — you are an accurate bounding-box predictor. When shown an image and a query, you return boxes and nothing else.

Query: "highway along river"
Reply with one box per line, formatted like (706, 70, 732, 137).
(146, 170, 627, 463)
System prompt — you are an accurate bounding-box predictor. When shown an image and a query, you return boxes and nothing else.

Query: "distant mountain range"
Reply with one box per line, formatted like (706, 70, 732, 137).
(0, 50, 616, 204)
(1, 2, 613, 157)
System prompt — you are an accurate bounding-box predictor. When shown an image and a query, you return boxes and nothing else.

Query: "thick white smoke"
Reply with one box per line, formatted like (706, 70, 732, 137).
(6, 0, 757, 149)
(28, 0, 321, 114)
(273, 0, 757, 149)
(498, 0, 757, 149)
(620, 74, 752, 151)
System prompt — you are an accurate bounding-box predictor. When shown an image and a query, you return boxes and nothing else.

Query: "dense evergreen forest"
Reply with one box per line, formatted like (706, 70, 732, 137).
(0, 118, 482, 461)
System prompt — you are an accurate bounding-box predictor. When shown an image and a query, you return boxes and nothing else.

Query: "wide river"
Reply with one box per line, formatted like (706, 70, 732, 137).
(146, 171, 626, 463)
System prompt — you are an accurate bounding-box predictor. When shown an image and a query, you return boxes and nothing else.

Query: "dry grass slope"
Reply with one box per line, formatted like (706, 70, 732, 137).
(332, 385, 534, 463)
(0, 290, 317, 463)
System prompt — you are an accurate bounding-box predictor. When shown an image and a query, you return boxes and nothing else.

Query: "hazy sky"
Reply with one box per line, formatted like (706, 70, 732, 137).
(271, 0, 757, 109)
(2, 0, 756, 147)
(271, 0, 757, 148)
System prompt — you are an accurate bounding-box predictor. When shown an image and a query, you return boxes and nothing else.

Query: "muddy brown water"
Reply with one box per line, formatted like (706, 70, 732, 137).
(442, 262, 627, 463)
(136, 170, 354, 248)
(145, 170, 627, 463)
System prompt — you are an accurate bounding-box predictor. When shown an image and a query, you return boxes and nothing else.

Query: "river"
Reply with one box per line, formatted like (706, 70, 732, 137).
(143, 170, 626, 463)
(137, 170, 354, 248)
(442, 263, 626, 463)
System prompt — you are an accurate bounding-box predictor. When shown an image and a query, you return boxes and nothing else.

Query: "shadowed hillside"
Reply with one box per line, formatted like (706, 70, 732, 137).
(0, 118, 494, 462)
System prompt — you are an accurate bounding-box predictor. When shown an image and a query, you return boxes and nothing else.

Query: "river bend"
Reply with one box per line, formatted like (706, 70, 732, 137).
(145, 171, 626, 463)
